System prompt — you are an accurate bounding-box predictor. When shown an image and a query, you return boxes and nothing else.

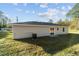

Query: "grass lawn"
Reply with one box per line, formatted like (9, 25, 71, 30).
(0, 31, 79, 56)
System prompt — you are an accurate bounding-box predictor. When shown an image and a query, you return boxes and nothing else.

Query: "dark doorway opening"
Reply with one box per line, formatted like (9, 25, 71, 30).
(32, 33, 37, 39)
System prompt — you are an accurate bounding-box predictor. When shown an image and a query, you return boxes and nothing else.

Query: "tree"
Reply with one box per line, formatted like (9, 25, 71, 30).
(57, 19, 63, 24)
(48, 19, 53, 23)
(66, 3, 79, 30)
(57, 18, 70, 26)
(66, 3, 79, 17)
(57, 19, 66, 25)
(0, 11, 4, 18)
(0, 10, 9, 28)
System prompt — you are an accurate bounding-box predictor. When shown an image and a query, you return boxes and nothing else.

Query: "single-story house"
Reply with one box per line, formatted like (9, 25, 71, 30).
(12, 21, 68, 39)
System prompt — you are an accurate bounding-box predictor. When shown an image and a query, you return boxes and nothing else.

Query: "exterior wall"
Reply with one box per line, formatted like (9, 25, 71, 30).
(12, 25, 50, 39)
(54, 26, 68, 35)
(12, 24, 68, 39)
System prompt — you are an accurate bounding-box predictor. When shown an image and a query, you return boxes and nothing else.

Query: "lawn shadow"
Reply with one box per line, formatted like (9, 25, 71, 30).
(0, 31, 9, 39)
(15, 34, 79, 55)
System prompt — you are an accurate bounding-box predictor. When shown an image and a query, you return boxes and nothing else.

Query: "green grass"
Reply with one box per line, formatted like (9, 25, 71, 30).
(0, 31, 79, 56)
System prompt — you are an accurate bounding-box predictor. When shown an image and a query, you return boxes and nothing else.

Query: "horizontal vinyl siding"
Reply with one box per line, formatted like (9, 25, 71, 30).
(12, 25, 50, 39)
(54, 26, 68, 35)
(12, 24, 68, 39)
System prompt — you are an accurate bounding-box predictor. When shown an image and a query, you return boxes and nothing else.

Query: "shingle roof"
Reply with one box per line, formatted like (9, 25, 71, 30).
(13, 21, 68, 26)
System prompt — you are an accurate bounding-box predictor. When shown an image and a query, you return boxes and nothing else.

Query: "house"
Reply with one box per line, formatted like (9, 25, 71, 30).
(12, 21, 68, 39)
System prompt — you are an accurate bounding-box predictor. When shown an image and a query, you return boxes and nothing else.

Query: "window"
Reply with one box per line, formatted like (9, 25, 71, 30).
(63, 27, 65, 32)
(50, 28, 54, 31)
(57, 28, 59, 31)
(49, 28, 54, 33)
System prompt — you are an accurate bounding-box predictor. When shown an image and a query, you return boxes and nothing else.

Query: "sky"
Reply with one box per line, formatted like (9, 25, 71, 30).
(0, 3, 75, 23)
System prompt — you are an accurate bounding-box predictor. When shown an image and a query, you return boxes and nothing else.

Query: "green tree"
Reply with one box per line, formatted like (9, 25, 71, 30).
(66, 3, 79, 30)
(57, 18, 70, 26)
(57, 19, 63, 24)
(0, 11, 4, 28)
(66, 3, 79, 17)
(0, 10, 9, 28)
